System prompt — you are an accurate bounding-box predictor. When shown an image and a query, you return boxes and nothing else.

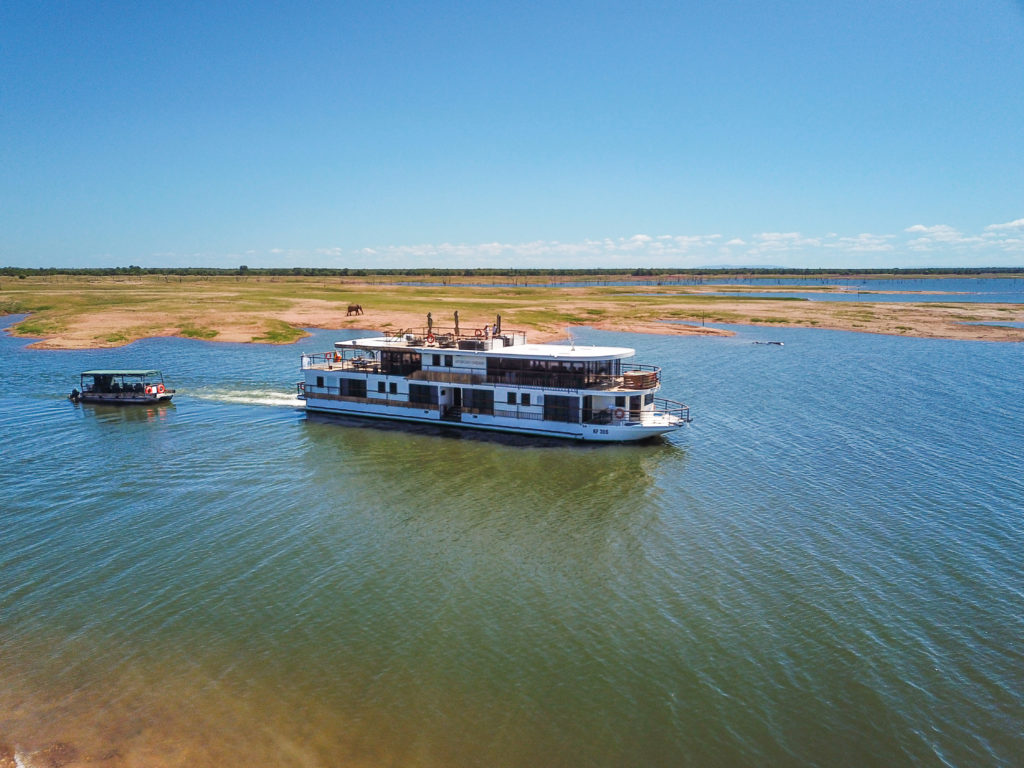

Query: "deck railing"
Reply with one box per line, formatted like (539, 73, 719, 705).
(583, 397, 691, 425)
(298, 385, 439, 410)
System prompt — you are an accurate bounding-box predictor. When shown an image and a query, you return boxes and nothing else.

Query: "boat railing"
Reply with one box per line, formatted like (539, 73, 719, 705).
(384, 325, 528, 349)
(492, 407, 545, 421)
(583, 397, 691, 425)
(411, 370, 484, 385)
(653, 398, 692, 423)
(298, 384, 440, 410)
(302, 352, 382, 372)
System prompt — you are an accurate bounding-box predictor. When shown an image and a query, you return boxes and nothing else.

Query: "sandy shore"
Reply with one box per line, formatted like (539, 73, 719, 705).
(2, 277, 1023, 348)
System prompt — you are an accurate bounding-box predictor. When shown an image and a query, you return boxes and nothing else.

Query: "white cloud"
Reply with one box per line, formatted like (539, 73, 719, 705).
(904, 224, 986, 250)
(985, 218, 1024, 231)
(829, 233, 895, 252)
(150, 220, 1022, 269)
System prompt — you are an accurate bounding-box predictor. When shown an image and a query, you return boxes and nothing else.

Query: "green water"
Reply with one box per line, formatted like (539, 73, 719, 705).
(1, 324, 1022, 766)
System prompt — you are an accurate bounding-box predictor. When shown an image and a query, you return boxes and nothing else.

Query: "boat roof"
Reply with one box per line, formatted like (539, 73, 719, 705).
(81, 370, 163, 376)
(336, 337, 635, 361)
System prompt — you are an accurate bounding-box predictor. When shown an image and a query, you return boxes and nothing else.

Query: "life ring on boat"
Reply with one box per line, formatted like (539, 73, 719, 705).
(157, 383, 165, 394)
(146, 385, 156, 395)
(334, 352, 342, 362)
(475, 328, 484, 338)
(426, 333, 435, 344)
(614, 408, 625, 420)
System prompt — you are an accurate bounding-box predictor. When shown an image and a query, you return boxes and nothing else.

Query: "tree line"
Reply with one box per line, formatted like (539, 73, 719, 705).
(2, 266, 1021, 278)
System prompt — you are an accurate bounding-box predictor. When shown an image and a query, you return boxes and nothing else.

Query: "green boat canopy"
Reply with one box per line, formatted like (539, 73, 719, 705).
(80, 370, 163, 377)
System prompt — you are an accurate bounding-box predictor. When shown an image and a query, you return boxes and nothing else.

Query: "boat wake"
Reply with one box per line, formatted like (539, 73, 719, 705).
(192, 389, 301, 408)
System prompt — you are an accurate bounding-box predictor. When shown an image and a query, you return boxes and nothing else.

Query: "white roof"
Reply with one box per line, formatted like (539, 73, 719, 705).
(336, 336, 635, 361)
(481, 343, 634, 361)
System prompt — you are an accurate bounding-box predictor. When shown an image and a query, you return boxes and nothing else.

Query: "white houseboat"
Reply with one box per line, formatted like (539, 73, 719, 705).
(298, 317, 690, 442)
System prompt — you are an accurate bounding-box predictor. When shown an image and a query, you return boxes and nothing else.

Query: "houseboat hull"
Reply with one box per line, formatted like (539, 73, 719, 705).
(301, 397, 680, 442)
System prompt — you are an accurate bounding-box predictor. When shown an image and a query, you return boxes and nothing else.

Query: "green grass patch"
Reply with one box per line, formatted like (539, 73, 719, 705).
(252, 320, 305, 344)
(13, 317, 65, 336)
(179, 324, 219, 340)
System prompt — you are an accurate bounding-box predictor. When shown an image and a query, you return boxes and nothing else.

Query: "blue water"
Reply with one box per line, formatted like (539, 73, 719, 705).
(623, 290, 1024, 303)
(962, 321, 1024, 329)
(1, 316, 1023, 767)
(382, 277, 1024, 303)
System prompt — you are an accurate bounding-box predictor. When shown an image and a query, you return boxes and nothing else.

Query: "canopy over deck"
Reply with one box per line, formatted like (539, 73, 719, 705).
(81, 370, 163, 377)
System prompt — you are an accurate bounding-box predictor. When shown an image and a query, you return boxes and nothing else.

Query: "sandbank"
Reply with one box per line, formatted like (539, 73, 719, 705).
(2, 275, 1023, 349)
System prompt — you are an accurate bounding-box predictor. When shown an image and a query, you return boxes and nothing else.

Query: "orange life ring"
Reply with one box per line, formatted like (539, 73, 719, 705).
(475, 328, 483, 337)
(426, 333, 436, 344)
(614, 408, 625, 419)
(146, 385, 156, 395)
(157, 383, 165, 394)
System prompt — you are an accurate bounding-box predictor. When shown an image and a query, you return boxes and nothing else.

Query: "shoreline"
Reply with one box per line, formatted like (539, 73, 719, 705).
(2, 276, 1023, 349)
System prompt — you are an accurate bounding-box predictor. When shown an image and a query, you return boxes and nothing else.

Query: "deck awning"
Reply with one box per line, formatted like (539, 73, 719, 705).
(80, 370, 162, 377)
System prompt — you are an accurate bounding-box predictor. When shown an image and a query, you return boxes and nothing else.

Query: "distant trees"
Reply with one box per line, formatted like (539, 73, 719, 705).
(0, 266, 1021, 279)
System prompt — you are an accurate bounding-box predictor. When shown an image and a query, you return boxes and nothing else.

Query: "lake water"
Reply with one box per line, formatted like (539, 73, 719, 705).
(387, 276, 1024, 304)
(616, 277, 1024, 304)
(2, 317, 1022, 767)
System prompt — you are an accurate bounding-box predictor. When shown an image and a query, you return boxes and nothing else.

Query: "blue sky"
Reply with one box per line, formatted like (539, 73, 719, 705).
(3, 0, 1023, 269)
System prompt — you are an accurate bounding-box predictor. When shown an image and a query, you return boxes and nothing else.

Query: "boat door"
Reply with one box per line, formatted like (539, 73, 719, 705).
(440, 387, 462, 421)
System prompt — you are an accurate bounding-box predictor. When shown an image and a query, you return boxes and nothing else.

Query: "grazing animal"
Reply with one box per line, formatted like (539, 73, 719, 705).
(347, 304, 363, 316)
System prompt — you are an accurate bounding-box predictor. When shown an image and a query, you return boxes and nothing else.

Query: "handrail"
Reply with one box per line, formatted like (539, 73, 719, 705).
(653, 397, 692, 423)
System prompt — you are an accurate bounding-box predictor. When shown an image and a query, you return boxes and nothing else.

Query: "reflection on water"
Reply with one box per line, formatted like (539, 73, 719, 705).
(72, 400, 176, 423)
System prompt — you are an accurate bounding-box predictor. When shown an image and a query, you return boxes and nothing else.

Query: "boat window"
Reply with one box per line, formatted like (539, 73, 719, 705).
(378, 381, 385, 393)
(507, 392, 516, 405)
(340, 378, 367, 398)
(444, 355, 453, 367)
(409, 383, 438, 404)
(543, 394, 579, 423)
(645, 393, 654, 405)
(521, 393, 531, 406)
(432, 354, 440, 366)
(615, 396, 625, 407)
(381, 350, 421, 376)
(464, 389, 494, 414)
(389, 382, 397, 394)
(316, 376, 324, 388)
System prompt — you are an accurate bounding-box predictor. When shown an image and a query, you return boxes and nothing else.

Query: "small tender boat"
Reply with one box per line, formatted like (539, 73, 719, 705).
(69, 370, 175, 405)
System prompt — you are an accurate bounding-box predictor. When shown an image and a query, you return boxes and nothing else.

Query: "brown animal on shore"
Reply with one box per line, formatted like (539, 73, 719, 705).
(347, 304, 363, 315)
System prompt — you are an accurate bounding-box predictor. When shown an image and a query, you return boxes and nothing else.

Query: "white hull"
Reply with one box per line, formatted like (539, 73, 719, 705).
(302, 397, 680, 442)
